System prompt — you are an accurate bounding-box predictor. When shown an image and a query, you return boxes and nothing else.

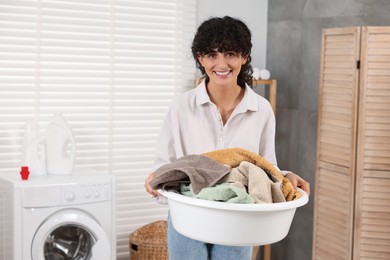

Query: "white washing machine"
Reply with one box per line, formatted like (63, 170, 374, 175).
(0, 171, 116, 260)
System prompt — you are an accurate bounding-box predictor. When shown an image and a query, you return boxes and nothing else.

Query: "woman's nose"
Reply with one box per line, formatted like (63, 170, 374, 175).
(214, 54, 228, 67)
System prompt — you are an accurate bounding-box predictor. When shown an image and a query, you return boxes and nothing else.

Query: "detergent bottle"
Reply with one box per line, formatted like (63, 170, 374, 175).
(21, 118, 46, 176)
(45, 113, 76, 175)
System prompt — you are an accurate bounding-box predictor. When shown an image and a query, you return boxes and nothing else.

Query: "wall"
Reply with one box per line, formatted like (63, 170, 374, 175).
(267, 1, 390, 260)
(196, 0, 268, 71)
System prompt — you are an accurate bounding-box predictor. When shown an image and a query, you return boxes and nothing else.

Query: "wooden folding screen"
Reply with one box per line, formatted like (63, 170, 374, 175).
(313, 26, 390, 260)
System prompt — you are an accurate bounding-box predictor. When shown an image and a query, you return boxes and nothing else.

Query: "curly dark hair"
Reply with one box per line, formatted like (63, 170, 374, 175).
(191, 16, 253, 88)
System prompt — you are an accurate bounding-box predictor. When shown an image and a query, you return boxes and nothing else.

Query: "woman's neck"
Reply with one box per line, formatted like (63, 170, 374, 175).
(206, 82, 245, 124)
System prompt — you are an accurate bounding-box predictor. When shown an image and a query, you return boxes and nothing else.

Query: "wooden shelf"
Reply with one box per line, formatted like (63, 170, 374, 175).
(253, 79, 277, 114)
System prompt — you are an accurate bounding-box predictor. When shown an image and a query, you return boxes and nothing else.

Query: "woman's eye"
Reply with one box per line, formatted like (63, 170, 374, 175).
(207, 53, 216, 58)
(226, 52, 237, 57)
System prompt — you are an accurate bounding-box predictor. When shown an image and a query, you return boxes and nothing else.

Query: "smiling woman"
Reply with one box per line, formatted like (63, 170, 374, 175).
(144, 15, 310, 260)
(0, 1, 196, 259)
(192, 16, 253, 89)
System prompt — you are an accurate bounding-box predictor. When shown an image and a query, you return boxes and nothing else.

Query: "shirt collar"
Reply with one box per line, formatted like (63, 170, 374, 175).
(195, 79, 210, 105)
(195, 79, 259, 112)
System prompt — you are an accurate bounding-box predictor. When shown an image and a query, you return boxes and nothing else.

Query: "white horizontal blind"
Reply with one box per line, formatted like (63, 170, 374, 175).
(0, 0, 196, 259)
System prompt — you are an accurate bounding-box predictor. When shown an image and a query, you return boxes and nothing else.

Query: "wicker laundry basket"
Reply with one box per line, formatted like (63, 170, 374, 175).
(129, 220, 168, 260)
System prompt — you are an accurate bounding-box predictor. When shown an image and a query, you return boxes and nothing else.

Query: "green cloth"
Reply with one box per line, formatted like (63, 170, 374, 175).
(180, 183, 255, 204)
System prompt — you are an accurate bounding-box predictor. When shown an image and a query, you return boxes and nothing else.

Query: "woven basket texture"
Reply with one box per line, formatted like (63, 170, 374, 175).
(129, 220, 168, 260)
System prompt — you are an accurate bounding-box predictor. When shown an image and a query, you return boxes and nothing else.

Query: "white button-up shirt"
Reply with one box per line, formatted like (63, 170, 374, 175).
(152, 80, 284, 174)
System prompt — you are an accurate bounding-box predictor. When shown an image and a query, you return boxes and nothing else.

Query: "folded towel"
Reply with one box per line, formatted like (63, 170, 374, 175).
(202, 148, 301, 201)
(149, 154, 230, 194)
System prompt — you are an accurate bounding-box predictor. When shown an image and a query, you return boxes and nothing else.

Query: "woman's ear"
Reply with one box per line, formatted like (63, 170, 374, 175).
(197, 54, 204, 66)
(241, 56, 248, 65)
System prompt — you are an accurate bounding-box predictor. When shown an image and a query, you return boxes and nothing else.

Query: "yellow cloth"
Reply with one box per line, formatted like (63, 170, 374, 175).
(202, 148, 301, 201)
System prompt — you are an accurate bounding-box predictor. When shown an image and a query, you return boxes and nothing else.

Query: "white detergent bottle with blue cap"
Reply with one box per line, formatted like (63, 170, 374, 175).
(45, 113, 75, 175)
(21, 117, 46, 176)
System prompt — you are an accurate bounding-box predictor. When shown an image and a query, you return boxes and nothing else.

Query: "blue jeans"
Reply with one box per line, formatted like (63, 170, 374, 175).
(167, 214, 252, 260)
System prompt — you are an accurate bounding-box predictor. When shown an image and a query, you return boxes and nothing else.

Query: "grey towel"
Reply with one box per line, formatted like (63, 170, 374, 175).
(149, 154, 231, 194)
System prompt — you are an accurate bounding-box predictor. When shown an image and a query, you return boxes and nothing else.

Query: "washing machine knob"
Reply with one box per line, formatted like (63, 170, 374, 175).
(64, 192, 75, 202)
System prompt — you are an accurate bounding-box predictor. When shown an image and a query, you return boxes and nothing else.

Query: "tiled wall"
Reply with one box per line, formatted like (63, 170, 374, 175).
(267, 1, 390, 259)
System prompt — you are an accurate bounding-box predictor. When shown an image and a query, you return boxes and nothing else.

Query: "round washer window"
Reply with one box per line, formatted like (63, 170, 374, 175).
(44, 224, 95, 260)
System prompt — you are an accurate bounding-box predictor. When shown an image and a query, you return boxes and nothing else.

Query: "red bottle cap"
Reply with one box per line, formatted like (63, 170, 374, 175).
(20, 166, 30, 180)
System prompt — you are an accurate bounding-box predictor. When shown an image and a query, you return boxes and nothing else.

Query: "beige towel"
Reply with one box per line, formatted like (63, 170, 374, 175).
(221, 161, 286, 203)
(202, 148, 301, 201)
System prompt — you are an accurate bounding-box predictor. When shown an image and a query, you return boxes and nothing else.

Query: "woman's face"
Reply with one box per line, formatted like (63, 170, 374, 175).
(198, 49, 247, 86)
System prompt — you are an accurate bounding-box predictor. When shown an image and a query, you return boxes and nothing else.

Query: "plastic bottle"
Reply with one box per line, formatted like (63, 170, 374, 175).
(45, 113, 76, 175)
(21, 118, 46, 176)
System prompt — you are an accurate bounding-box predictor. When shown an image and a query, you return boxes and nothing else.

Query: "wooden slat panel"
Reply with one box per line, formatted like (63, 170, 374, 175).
(317, 231, 348, 253)
(322, 110, 354, 122)
(355, 28, 390, 260)
(368, 55, 390, 62)
(354, 175, 390, 260)
(365, 116, 390, 124)
(313, 27, 360, 260)
(315, 26, 390, 260)
(313, 162, 355, 260)
(366, 75, 390, 83)
(365, 122, 390, 131)
(316, 28, 360, 168)
(357, 26, 390, 172)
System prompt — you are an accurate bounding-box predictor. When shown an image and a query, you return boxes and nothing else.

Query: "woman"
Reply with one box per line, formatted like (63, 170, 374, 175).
(145, 16, 310, 260)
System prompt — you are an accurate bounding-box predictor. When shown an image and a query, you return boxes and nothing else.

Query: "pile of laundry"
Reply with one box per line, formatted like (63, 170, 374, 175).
(149, 148, 301, 204)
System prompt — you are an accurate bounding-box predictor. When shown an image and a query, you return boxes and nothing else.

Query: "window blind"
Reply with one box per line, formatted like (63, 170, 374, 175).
(0, 0, 196, 259)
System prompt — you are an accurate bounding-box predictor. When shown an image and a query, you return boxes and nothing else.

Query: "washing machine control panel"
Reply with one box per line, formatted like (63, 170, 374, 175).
(62, 182, 111, 205)
(21, 176, 114, 208)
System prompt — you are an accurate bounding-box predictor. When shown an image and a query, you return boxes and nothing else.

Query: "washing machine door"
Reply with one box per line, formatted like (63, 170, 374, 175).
(31, 210, 110, 260)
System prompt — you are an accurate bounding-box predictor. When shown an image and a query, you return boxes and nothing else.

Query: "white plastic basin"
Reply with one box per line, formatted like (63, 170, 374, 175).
(160, 189, 308, 246)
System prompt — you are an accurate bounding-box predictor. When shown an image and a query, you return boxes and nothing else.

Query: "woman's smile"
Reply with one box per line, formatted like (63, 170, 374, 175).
(214, 70, 232, 77)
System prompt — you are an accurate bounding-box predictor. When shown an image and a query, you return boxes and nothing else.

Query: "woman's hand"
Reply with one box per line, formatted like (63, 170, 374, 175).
(144, 172, 160, 197)
(285, 172, 310, 196)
